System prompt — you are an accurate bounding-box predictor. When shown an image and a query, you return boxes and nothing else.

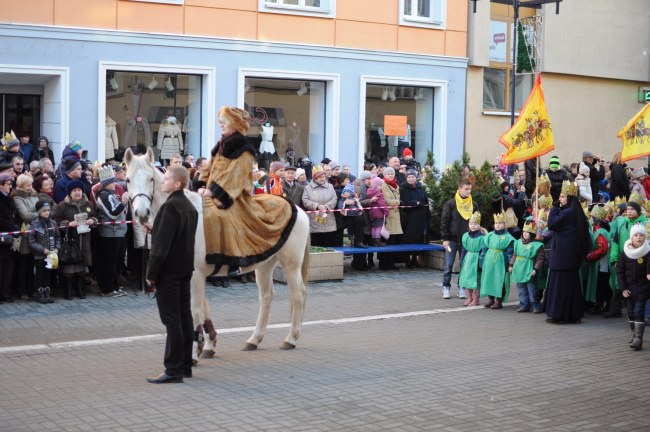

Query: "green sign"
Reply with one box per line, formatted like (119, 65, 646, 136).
(640, 87, 650, 103)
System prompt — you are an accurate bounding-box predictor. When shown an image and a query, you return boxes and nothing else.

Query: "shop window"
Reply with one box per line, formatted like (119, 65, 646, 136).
(399, 0, 445, 27)
(104, 71, 202, 164)
(364, 84, 434, 166)
(259, 0, 335, 17)
(483, 68, 533, 112)
(244, 77, 326, 171)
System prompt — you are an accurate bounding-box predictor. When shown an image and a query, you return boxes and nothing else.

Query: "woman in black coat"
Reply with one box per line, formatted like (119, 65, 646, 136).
(400, 171, 428, 268)
(608, 152, 630, 200)
(544, 186, 591, 324)
(0, 173, 19, 302)
(30, 136, 55, 168)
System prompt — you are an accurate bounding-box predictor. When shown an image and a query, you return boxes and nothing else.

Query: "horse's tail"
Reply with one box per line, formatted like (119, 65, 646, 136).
(301, 232, 310, 285)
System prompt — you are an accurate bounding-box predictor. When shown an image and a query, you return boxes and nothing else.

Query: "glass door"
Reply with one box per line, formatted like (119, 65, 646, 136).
(2, 94, 41, 141)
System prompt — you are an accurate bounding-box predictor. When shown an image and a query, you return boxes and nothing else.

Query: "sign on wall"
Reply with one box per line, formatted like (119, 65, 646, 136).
(384, 115, 407, 136)
(489, 20, 508, 63)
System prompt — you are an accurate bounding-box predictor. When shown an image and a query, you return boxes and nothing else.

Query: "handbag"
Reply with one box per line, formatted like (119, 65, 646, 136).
(59, 228, 82, 264)
(501, 199, 518, 229)
(380, 216, 391, 240)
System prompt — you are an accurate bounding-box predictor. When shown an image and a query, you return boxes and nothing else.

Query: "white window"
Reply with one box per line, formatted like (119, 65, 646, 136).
(259, 0, 335, 18)
(399, 0, 445, 28)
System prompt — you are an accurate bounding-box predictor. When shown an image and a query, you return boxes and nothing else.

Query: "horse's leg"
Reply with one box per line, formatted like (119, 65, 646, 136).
(280, 263, 307, 350)
(242, 259, 277, 351)
(190, 269, 208, 364)
(200, 298, 218, 359)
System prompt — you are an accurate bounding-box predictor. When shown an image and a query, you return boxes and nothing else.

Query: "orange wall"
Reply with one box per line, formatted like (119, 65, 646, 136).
(2, 0, 467, 57)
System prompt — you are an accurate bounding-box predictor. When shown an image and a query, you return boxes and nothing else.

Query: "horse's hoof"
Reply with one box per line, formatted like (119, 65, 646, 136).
(279, 341, 296, 350)
(242, 343, 258, 351)
(200, 349, 215, 359)
(192, 358, 199, 366)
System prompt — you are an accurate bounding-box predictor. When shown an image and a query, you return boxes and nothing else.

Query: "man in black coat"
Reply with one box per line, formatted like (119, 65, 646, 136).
(609, 158, 630, 200)
(546, 156, 568, 202)
(145, 166, 198, 384)
(440, 178, 478, 300)
(582, 151, 605, 203)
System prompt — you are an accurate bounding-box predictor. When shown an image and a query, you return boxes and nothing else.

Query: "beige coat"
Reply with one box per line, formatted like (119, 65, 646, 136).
(12, 188, 39, 255)
(302, 180, 337, 233)
(105, 116, 119, 160)
(381, 182, 403, 236)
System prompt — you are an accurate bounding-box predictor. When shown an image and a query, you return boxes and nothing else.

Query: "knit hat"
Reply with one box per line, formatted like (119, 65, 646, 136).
(66, 180, 85, 196)
(0, 161, 13, 171)
(630, 222, 646, 238)
(35, 200, 51, 214)
(627, 200, 642, 216)
(295, 168, 305, 179)
(579, 162, 590, 175)
(549, 156, 560, 168)
(329, 161, 340, 171)
(370, 176, 384, 189)
(99, 165, 116, 187)
(64, 159, 81, 175)
(582, 151, 595, 159)
(358, 170, 372, 181)
(383, 167, 395, 176)
(0, 173, 12, 183)
(631, 167, 646, 179)
(342, 184, 355, 196)
(68, 140, 82, 152)
(406, 169, 417, 177)
(402, 148, 413, 157)
(269, 161, 285, 174)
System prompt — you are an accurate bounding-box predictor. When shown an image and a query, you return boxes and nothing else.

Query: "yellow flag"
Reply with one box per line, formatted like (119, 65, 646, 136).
(499, 74, 554, 164)
(617, 103, 650, 162)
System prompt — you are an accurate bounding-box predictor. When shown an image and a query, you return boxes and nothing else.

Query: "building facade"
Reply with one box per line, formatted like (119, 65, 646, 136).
(0, 0, 468, 172)
(466, 0, 650, 171)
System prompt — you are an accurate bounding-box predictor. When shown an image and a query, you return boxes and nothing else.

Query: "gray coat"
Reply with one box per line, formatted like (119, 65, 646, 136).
(302, 180, 337, 233)
(13, 188, 39, 255)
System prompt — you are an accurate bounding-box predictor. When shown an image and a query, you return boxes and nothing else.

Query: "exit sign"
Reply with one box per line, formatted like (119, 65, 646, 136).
(640, 87, 650, 103)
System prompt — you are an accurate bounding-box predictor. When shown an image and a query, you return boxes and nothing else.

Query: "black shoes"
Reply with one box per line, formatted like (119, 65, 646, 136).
(146, 372, 184, 384)
(227, 266, 241, 277)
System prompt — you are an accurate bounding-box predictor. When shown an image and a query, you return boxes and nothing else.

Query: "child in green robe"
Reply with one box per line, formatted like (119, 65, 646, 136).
(509, 219, 545, 313)
(459, 211, 487, 307)
(480, 212, 515, 310)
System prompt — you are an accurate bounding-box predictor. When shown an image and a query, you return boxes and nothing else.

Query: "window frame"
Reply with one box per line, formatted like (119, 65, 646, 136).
(259, 0, 336, 18)
(398, 0, 446, 29)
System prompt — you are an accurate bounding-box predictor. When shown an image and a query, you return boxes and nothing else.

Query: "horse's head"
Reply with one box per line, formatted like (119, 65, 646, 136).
(124, 147, 158, 224)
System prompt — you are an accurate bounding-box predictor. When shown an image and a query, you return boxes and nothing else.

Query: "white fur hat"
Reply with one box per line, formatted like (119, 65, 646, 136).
(579, 162, 590, 175)
(630, 222, 646, 238)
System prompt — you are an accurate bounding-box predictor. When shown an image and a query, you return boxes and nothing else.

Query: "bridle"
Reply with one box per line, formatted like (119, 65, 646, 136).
(128, 164, 156, 210)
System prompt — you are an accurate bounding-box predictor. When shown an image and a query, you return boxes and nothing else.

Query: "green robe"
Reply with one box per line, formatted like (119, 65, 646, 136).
(511, 240, 543, 284)
(480, 231, 515, 300)
(584, 227, 611, 303)
(459, 231, 485, 289)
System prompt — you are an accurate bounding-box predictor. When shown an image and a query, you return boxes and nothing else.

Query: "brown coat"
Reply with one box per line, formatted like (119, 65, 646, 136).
(200, 132, 295, 270)
(381, 182, 403, 235)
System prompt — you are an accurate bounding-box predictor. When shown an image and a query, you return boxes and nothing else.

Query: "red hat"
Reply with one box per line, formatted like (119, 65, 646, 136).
(402, 148, 413, 157)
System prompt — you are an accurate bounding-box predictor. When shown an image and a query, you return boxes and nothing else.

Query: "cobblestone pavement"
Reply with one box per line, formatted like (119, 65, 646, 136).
(0, 262, 648, 431)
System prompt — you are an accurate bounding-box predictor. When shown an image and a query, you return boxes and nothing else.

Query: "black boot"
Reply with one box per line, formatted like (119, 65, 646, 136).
(75, 272, 86, 299)
(44, 287, 54, 303)
(630, 322, 645, 351)
(36, 287, 47, 304)
(63, 275, 73, 300)
(628, 321, 635, 344)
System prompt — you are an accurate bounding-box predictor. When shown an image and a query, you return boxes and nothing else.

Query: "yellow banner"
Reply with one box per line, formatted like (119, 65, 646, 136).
(617, 103, 650, 162)
(499, 74, 554, 165)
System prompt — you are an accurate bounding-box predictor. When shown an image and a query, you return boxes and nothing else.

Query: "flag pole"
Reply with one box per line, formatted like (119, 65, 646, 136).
(535, 156, 539, 221)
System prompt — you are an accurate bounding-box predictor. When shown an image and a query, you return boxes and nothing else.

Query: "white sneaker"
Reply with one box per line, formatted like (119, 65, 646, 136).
(442, 287, 451, 299)
(458, 287, 466, 299)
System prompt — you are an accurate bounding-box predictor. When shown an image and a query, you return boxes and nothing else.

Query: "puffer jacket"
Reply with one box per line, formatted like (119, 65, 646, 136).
(56, 194, 97, 266)
(367, 187, 388, 220)
(12, 188, 39, 255)
(27, 216, 61, 259)
(302, 180, 337, 233)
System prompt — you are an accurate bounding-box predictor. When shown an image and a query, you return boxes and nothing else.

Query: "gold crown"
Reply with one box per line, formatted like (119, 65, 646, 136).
(561, 180, 578, 197)
(493, 212, 506, 224)
(537, 195, 553, 209)
(629, 191, 645, 207)
(523, 219, 537, 234)
(1, 130, 18, 147)
(644, 200, 650, 213)
(537, 173, 550, 185)
(98, 165, 115, 183)
(311, 164, 324, 178)
(582, 201, 590, 218)
(591, 205, 607, 221)
(469, 211, 481, 224)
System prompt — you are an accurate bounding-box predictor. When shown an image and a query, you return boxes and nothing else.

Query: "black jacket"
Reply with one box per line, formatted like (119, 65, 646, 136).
(400, 182, 428, 244)
(440, 197, 479, 243)
(584, 161, 605, 203)
(0, 192, 19, 258)
(609, 163, 630, 200)
(546, 168, 568, 202)
(616, 247, 650, 303)
(147, 190, 198, 281)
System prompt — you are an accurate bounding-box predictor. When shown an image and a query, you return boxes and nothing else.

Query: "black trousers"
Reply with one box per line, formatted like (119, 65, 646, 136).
(34, 259, 50, 289)
(96, 237, 126, 294)
(155, 274, 193, 377)
(0, 256, 14, 298)
(13, 253, 34, 296)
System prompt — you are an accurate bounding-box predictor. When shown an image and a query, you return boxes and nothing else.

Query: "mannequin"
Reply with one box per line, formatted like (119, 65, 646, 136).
(289, 121, 302, 149)
(157, 116, 184, 164)
(105, 115, 119, 160)
(259, 123, 276, 171)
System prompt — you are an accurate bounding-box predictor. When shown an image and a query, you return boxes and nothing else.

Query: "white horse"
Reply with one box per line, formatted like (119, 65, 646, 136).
(124, 148, 310, 363)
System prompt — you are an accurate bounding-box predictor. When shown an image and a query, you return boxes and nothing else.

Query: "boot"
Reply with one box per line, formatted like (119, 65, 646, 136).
(354, 240, 369, 248)
(44, 287, 55, 303)
(372, 238, 384, 247)
(63, 276, 73, 300)
(484, 296, 495, 308)
(472, 288, 481, 306)
(628, 321, 635, 344)
(463, 289, 472, 307)
(36, 287, 47, 304)
(630, 322, 645, 351)
(367, 254, 375, 267)
(75, 272, 86, 299)
(490, 297, 503, 309)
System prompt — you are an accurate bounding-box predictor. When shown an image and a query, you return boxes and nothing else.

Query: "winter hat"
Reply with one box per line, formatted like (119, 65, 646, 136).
(35, 200, 51, 214)
(64, 159, 81, 175)
(328, 161, 340, 171)
(320, 157, 331, 165)
(549, 156, 560, 169)
(2, 131, 19, 149)
(0, 172, 12, 183)
(0, 161, 13, 171)
(631, 167, 646, 179)
(99, 165, 116, 187)
(630, 222, 646, 238)
(66, 180, 86, 196)
(370, 176, 384, 189)
(342, 184, 355, 196)
(295, 168, 306, 179)
(68, 140, 82, 153)
(406, 169, 417, 178)
(269, 161, 285, 174)
(383, 167, 395, 176)
(358, 170, 372, 181)
(578, 163, 590, 175)
(627, 200, 642, 216)
(402, 148, 413, 157)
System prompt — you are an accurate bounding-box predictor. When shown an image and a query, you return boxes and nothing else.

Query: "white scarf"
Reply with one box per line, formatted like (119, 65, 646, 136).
(623, 239, 650, 260)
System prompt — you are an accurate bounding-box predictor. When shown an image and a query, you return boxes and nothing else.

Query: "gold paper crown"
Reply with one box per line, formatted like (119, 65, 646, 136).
(561, 180, 578, 196)
(1, 130, 18, 147)
(582, 201, 590, 218)
(606, 200, 618, 211)
(523, 219, 537, 234)
(98, 165, 115, 183)
(537, 173, 550, 185)
(614, 196, 626, 206)
(469, 211, 481, 224)
(629, 191, 645, 207)
(493, 212, 506, 224)
(591, 205, 607, 221)
(311, 164, 324, 178)
(537, 195, 553, 209)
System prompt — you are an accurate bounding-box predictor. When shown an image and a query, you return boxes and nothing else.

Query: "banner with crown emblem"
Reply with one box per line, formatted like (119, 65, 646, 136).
(499, 74, 555, 165)
(617, 103, 650, 163)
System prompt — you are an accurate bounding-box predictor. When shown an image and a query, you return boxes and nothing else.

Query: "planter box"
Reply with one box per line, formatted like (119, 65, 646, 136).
(419, 249, 460, 272)
(273, 251, 344, 283)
